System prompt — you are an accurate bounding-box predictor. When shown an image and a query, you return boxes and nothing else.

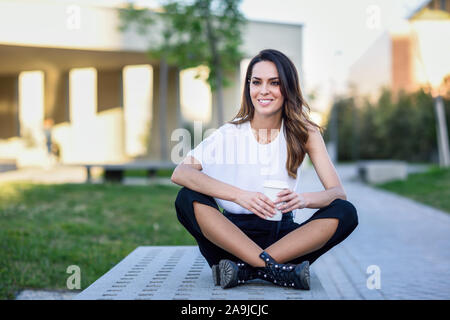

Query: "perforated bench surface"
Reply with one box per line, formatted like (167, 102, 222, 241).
(75, 246, 328, 300)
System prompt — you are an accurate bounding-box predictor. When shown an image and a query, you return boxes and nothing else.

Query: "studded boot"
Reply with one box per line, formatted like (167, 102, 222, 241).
(256, 251, 310, 290)
(216, 259, 257, 289)
(211, 264, 221, 286)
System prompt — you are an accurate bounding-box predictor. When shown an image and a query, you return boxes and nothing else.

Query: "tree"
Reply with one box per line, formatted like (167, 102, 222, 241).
(119, 0, 246, 128)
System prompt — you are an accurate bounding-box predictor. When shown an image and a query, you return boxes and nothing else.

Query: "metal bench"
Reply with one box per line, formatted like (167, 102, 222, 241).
(79, 161, 176, 183)
(74, 246, 328, 300)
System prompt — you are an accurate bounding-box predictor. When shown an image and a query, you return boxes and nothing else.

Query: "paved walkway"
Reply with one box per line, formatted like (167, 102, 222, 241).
(4, 163, 450, 299)
(75, 246, 328, 300)
(298, 164, 450, 300)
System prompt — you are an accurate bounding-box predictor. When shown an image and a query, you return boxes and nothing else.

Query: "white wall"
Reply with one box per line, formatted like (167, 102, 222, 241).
(0, 0, 149, 51)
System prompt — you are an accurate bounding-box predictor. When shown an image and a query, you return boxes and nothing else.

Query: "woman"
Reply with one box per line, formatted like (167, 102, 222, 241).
(172, 49, 358, 290)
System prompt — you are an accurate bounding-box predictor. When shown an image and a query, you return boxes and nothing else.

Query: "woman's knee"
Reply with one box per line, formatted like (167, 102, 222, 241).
(175, 187, 195, 220)
(333, 199, 359, 233)
(175, 187, 191, 208)
(174, 187, 203, 237)
(174, 187, 217, 220)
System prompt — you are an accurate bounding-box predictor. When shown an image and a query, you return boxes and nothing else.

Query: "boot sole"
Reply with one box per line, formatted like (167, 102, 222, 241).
(211, 264, 220, 286)
(219, 259, 238, 289)
(297, 261, 310, 290)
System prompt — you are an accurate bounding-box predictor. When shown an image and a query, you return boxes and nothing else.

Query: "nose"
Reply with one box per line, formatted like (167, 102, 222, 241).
(260, 83, 269, 95)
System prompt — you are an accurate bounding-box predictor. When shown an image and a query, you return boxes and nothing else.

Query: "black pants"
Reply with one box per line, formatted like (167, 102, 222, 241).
(175, 187, 358, 268)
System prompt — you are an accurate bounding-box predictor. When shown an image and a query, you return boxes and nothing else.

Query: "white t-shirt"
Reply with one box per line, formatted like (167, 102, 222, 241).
(186, 118, 302, 214)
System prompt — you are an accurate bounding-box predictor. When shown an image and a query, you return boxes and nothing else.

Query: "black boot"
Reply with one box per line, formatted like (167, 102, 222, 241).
(256, 251, 310, 290)
(217, 259, 257, 289)
(211, 264, 221, 286)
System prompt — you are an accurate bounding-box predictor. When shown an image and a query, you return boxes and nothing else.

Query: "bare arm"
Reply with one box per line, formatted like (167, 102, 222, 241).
(171, 156, 241, 202)
(171, 156, 276, 218)
(302, 126, 347, 208)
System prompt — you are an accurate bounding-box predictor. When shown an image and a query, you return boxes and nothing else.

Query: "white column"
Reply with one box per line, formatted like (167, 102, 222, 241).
(69, 67, 97, 163)
(19, 71, 45, 147)
(123, 64, 153, 157)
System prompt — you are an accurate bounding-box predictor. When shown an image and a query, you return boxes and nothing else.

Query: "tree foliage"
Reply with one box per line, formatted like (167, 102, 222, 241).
(324, 88, 450, 163)
(118, 0, 246, 90)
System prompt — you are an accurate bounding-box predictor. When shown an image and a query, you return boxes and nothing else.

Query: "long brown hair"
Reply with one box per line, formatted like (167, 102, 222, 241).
(229, 49, 322, 179)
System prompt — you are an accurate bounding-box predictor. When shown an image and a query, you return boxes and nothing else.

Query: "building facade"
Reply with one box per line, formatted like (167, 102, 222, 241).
(0, 0, 304, 167)
(347, 0, 450, 102)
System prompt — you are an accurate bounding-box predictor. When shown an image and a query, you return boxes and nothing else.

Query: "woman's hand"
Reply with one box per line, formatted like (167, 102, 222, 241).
(274, 189, 308, 213)
(235, 190, 277, 220)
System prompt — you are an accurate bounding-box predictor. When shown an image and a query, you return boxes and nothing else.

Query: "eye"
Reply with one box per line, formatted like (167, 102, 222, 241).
(251, 80, 260, 85)
(271, 81, 280, 86)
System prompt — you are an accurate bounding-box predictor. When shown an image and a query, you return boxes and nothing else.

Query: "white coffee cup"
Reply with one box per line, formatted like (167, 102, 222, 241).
(263, 180, 289, 221)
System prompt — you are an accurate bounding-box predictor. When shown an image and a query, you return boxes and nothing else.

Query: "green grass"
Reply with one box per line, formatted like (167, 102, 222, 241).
(376, 166, 450, 213)
(0, 182, 194, 299)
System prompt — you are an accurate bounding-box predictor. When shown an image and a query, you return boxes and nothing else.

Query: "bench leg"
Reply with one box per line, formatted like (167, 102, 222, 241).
(86, 166, 92, 183)
(147, 169, 157, 178)
(104, 170, 124, 183)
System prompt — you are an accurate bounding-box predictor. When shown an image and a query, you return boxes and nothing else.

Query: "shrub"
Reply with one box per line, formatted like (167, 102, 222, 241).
(324, 88, 450, 163)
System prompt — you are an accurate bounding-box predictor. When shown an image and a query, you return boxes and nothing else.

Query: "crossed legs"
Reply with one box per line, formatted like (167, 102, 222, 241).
(193, 201, 338, 267)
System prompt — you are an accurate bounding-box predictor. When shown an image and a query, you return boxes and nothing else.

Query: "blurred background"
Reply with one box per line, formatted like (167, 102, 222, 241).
(1, 0, 448, 168)
(0, 0, 449, 300)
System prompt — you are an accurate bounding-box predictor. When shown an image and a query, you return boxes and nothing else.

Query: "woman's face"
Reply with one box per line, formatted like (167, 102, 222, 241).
(249, 61, 284, 118)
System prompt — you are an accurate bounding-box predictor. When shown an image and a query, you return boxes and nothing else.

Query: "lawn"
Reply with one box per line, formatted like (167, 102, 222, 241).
(0, 182, 193, 300)
(376, 165, 450, 214)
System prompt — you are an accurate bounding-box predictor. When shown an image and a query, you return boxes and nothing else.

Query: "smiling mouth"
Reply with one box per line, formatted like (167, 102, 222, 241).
(257, 99, 273, 106)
